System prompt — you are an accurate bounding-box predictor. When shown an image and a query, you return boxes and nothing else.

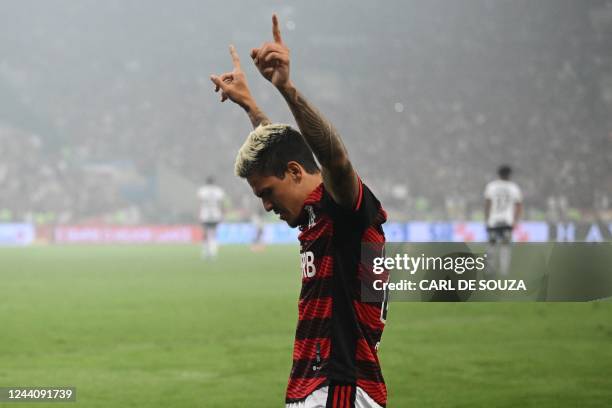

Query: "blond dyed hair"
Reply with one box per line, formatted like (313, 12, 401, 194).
(234, 123, 319, 178)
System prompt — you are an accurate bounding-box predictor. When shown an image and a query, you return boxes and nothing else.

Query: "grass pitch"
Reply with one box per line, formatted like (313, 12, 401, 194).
(1, 245, 611, 407)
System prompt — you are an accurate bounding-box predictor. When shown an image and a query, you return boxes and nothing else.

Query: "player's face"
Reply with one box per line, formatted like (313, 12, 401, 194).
(247, 172, 305, 228)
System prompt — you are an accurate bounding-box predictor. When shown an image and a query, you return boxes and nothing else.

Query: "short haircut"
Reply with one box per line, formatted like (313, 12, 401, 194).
(498, 165, 512, 179)
(234, 124, 320, 179)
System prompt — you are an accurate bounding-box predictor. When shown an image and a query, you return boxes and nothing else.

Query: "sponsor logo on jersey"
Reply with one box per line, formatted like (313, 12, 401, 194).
(300, 251, 316, 278)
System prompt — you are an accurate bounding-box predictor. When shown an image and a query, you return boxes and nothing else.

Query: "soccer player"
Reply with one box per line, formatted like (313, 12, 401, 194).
(250, 207, 266, 252)
(197, 176, 225, 259)
(210, 15, 388, 408)
(484, 165, 523, 276)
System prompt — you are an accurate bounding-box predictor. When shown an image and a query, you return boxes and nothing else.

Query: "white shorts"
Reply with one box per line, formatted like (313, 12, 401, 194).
(285, 385, 383, 408)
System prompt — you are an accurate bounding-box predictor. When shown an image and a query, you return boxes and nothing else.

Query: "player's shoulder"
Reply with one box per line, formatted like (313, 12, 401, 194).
(499, 180, 521, 192)
(320, 180, 386, 228)
(199, 184, 224, 194)
(487, 179, 519, 189)
(508, 181, 522, 197)
(484, 179, 499, 194)
(319, 179, 369, 210)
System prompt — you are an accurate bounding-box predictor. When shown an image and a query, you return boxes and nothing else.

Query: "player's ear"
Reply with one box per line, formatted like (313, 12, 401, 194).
(286, 161, 303, 182)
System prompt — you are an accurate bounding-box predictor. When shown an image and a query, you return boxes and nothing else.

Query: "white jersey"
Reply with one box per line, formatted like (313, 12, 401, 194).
(197, 184, 225, 223)
(484, 179, 522, 227)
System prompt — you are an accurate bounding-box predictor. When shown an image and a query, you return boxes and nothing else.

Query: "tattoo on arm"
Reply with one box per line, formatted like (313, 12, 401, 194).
(246, 105, 271, 129)
(280, 84, 358, 208)
(280, 86, 347, 166)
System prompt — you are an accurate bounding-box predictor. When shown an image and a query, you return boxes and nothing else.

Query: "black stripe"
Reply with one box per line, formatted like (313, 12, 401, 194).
(300, 277, 332, 300)
(359, 324, 384, 348)
(290, 358, 328, 379)
(300, 223, 332, 253)
(325, 383, 336, 408)
(295, 318, 331, 340)
(359, 278, 387, 304)
(348, 384, 356, 408)
(328, 214, 362, 383)
(356, 360, 385, 382)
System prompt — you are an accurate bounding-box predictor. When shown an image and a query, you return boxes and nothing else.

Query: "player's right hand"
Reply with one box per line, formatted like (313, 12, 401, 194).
(251, 14, 291, 89)
(210, 45, 254, 109)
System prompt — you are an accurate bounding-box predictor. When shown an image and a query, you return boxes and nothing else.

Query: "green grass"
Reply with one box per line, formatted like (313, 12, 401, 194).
(1, 245, 611, 407)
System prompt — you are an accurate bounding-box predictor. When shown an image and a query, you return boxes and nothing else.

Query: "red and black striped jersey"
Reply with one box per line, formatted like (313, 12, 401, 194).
(286, 180, 389, 407)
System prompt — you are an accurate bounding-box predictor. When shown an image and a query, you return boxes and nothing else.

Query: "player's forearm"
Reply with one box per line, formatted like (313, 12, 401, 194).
(277, 82, 349, 168)
(243, 100, 271, 129)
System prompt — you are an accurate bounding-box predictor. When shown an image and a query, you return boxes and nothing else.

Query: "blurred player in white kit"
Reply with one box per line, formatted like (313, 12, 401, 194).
(197, 176, 226, 259)
(250, 207, 266, 252)
(484, 165, 523, 276)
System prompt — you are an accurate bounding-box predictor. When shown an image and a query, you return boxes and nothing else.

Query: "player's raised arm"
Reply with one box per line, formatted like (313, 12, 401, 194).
(210, 45, 270, 129)
(250, 14, 359, 209)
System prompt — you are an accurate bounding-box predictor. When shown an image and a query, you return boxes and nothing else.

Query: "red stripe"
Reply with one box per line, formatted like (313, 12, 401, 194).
(356, 379, 387, 406)
(357, 260, 388, 284)
(356, 338, 378, 361)
(346, 386, 351, 408)
(362, 225, 385, 243)
(298, 215, 333, 241)
(356, 360, 385, 383)
(377, 207, 388, 225)
(354, 178, 364, 211)
(292, 338, 330, 360)
(333, 385, 340, 408)
(340, 386, 346, 408)
(353, 301, 385, 331)
(346, 385, 353, 408)
(345, 386, 351, 408)
(303, 183, 324, 205)
(286, 377, 326, 400)
(311, 255, 334, 280)
(298, 296, 332, 320)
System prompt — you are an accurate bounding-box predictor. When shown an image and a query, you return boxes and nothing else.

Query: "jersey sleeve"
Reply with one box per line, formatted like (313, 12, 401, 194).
(217, 188, 225, 201)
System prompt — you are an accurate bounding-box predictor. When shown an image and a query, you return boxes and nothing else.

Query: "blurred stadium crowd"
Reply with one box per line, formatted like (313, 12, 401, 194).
(0, 0, 610, 225)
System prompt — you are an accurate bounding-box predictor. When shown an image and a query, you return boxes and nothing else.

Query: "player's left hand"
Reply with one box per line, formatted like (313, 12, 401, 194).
(210, 45, 254, 108)
(251, 14, 291, 89)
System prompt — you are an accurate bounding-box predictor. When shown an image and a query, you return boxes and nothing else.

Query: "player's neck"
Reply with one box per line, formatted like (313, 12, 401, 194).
(301, 172, 323, 199)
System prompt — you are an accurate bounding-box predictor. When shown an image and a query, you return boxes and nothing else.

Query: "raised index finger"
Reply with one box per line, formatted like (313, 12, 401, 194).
(229, 44, 241, 69)
(272, 14, 283, 44)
